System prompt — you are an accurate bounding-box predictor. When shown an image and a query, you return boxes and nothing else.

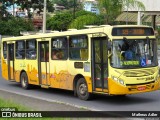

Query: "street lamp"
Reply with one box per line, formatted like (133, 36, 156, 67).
(43, 0, 46, 33)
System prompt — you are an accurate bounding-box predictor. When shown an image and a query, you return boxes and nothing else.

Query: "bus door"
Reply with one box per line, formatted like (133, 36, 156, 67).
(38, 41, 50, 86)
(91, 37, 108, 92)
(7, 43, 15, 80)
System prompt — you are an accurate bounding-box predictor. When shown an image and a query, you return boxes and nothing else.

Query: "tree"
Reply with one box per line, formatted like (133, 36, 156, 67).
(69, 10, 105, 29)
(0, 17, 34, 36)
(47, 11, 73, 31)
(98, 0, 145, 24)
(0, 0, 54, 19)
(46, 10, 105, 31)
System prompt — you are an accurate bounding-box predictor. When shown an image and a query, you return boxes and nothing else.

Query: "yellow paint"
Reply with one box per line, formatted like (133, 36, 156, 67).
(108, 78, 160, 95)
(15, 70, 20, 82)
(85, 76, 92, 93)
(103, 89, 108, 92)
(95, 88, 103, 92)
(1, 25, 159, 97)
(50, 70, 74, 90)
(26, 62, 39, 85)
(1, 57, 8, 80)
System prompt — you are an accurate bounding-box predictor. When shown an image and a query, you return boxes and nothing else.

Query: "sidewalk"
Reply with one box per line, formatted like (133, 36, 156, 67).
(0, 90, 87, 111)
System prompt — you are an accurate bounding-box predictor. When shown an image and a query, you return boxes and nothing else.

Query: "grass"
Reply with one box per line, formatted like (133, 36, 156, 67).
(0, 98, 68, 120)
(0, 98, 30, 111)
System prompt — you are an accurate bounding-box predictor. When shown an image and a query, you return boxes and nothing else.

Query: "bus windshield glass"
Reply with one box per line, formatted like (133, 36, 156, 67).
(111, 39, 157, 68)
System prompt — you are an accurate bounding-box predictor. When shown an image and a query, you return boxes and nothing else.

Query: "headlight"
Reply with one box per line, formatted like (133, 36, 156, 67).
(112, 76, 118, 81)
(112, 76, 125, 86)
(119, 79, 125, 85)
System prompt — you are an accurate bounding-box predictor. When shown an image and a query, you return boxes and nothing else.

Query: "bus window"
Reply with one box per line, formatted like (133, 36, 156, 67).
(80, 49, 88, 60)
(51, 37, 68, 60)
(3, 42, 7, 59)
(16, 41, 25, 59)
(39, 42, 49, 62)
(45, 45, 49, 62)
(111, 39, 157, 68)
(26, 39, 37, 59)
(69, 35, 88, 60)
(52, 50, 59, 59)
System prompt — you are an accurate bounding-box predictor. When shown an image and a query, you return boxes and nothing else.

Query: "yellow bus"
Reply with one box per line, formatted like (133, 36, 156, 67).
(1, 25, 160, 100)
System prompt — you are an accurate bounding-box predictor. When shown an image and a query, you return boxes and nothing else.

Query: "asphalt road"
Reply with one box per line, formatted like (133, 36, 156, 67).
(0, 68, 160, 112)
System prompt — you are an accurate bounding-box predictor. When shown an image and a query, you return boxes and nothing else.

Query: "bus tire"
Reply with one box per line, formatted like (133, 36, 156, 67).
(20, 72, 30, 89)
(76, 78, 91, 100)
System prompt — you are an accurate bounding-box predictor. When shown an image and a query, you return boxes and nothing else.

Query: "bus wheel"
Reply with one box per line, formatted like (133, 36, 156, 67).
(20, 72, 30, 89)
(76, 78, 90, 100)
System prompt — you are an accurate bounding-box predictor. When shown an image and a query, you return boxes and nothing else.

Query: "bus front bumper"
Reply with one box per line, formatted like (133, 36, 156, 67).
(108, 79, 160, 95)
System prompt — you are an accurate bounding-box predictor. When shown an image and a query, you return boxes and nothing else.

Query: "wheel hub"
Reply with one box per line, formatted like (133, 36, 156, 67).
(79, 83, 87, 95)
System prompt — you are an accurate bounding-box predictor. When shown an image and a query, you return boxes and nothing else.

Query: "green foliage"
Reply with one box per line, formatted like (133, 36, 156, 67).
(69, 10, 105, 29)
(47, 12, 73, 31)
(98, 0, 122, 24)
(46, 10, 105, 31)
(98, 0, 145, 24)
(122, 0, 145, 11)
(0, 98, 30, 111)
(75, 10, 97, 18)
(0, 98, 57, 120)
(69, 14, 104, 29)
(0, 17, 34, 36)
(157, 27, 160, 36)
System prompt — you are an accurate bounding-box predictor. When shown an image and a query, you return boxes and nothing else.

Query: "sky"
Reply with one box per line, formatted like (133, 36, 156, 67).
(6, 4, 20, 13)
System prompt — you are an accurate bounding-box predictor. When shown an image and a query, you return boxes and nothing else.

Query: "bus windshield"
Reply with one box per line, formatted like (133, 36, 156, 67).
(111, 39, 157, 68)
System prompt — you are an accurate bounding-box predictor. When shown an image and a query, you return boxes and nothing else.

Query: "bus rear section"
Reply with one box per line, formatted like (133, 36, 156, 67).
(1, 42, 15, 81)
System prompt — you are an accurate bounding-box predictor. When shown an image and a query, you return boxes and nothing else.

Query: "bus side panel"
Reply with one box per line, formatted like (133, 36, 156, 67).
(14, 60, 24, 82)
(14, 70, 20, 82)
(14, 59, 39, 85)
(9, 61, 14, 79)
(26, 61, 39, 85)
(49, 60, 92, 92)
(67, 61, 92, 92)
(49, 60, 92, 91)
(1, 58, 9, 80)
(50, 61, 70, 89)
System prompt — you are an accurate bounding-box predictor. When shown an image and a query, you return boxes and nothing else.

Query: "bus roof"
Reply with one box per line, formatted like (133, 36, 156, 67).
(2, 25, 153, 41)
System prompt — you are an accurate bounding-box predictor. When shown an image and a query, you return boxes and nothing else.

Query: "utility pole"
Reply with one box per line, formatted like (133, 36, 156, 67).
(43, 0, 46, 33)
(13, 0, 15, 16)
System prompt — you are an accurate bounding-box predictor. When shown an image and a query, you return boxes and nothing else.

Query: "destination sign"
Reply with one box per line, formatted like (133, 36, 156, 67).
(121, 61, 139, 66)
(112, 27, 154, 36)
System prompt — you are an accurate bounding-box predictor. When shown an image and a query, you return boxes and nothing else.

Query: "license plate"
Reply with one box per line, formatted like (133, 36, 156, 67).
(137, 86, 146, 91)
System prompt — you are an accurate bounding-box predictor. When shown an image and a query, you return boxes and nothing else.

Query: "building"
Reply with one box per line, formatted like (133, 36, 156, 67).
(83, 0, 99, 14)
(53, 4, 65, 11)
(116, 0, 160, 29)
